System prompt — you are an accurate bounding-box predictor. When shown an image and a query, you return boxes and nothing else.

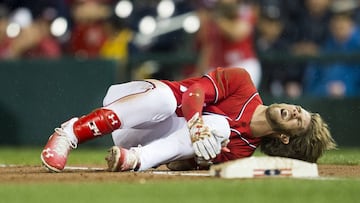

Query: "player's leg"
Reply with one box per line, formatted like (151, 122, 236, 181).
(106, 115, 186, 171)
(72, 79, 176, 143)
(41, 80, 177, 172)
(106, 114, 230, 171)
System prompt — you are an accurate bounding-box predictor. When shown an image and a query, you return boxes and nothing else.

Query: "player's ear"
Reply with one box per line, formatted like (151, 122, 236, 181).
(279, 134, 290, 144)
(270, 133, 290, 144)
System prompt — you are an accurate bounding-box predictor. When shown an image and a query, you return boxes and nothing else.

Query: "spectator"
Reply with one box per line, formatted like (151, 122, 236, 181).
(99, 14, 133, 63)
(291, 0, 332, 56)
(194, 0, 261, 88)
(0, 7, 61, 59)
(257, 0, 332, 98)
(304, 11, 360, 98)
(255, 8, 302, 98)
(66, 0, 111, 58)
(0, 4, 11, 58)
(332, 0, 360, 25)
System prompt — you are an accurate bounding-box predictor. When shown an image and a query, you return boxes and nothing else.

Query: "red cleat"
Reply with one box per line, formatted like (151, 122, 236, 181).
(40, 118, 78, 172)
(105, 146, 140, 172)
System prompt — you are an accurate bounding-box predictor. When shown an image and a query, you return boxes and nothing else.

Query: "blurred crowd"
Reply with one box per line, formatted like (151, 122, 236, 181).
(1, 0, 360, 98)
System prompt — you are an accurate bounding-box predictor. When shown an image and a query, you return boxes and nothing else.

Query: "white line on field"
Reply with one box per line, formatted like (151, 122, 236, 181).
(0, 164, 16, 167)
(64, 166, 107, 171)
(148, 171, 211, 177)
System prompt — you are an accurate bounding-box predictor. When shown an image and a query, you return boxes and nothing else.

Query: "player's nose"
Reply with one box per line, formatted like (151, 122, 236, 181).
(292, 107, 299, 118)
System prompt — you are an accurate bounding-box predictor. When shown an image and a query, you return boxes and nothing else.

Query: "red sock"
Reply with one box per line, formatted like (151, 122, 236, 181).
(73, 108, 121, 143)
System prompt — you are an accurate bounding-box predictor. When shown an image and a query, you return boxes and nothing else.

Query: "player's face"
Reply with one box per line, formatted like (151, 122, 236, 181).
(266, 103, 311, 135)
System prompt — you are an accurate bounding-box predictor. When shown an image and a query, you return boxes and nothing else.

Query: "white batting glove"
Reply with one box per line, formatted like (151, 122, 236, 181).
(187, 113, 224, 160)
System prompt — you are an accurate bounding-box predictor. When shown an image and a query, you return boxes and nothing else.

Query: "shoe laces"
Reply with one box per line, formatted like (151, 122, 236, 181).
(53, 128, 77, 157)
(124, 148, 140, 171)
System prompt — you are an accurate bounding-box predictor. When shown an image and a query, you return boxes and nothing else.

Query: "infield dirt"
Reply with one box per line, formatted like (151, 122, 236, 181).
(0, 164, 359, 183)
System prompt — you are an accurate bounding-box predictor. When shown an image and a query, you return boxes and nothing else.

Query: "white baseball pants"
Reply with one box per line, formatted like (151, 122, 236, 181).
(102, 79, 230, 170)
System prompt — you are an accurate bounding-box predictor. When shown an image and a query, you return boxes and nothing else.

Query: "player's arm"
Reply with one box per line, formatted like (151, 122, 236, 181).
(182, 67, 248, 122)
(182, 82, 205, 121)
(181, 78, 226, 161)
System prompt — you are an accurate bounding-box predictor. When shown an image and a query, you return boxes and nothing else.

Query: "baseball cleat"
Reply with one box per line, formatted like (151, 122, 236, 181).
(40, 118, 78, 172)
(105, 146, 140, 172)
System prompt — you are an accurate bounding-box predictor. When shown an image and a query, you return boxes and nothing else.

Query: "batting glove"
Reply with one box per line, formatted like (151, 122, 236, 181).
(187, 113, 223, 160)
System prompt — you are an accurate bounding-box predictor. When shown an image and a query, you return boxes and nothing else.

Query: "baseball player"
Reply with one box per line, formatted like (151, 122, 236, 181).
(40, 67, 336, 172)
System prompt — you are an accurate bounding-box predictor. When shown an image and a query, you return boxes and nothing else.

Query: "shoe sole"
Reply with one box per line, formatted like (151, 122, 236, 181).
(40, 154, 61, 173)
(106, 146, 121, 172)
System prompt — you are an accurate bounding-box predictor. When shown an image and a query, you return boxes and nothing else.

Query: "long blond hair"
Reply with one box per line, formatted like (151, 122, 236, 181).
(260, 113, 337, 163)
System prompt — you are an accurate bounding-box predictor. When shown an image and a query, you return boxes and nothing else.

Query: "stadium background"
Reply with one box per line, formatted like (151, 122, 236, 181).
(0, 2, 359, 202)
(0, 0, 359, 148)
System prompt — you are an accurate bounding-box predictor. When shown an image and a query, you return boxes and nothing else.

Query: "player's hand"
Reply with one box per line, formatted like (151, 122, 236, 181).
(187, 113, 223, 160)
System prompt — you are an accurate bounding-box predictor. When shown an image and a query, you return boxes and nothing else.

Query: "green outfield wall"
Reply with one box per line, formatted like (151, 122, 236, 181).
(0, 58, 359, 147)
(0, 59, 119, 146)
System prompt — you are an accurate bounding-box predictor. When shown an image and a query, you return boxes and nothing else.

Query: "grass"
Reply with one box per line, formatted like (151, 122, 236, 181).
(317, 147, 360, 165)
(0, 179, 360, 203)
(0, 146, 107, 166)
(0, 147, 359, 203)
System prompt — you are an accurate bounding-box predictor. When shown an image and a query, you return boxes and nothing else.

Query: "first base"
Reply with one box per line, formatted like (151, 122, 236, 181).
(209, 156, 318, 178)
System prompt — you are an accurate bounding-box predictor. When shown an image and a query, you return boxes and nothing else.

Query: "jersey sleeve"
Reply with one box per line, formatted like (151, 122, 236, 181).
(181, 83, 205, 121)
(204, 67, 257, 103)
(180, 67, 256, 120)
(181, 76, 218, 120)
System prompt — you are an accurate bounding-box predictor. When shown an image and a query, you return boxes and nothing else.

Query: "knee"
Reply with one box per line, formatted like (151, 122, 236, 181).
(147, 80, 177, 116)
(103, 85, 117, 106)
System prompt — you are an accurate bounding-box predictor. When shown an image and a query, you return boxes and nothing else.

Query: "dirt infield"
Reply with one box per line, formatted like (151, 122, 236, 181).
(0, 164, 359, 183)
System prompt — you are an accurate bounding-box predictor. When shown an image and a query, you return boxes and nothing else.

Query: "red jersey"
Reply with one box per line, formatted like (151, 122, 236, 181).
(69, 23, 107, 58)
(222, 4, 257, 65)
(161, 67, 263, 163)
(196, 4, 257, 69)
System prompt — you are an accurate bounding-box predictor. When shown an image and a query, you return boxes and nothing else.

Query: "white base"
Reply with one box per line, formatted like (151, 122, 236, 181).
(209, 156, 318, 179)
